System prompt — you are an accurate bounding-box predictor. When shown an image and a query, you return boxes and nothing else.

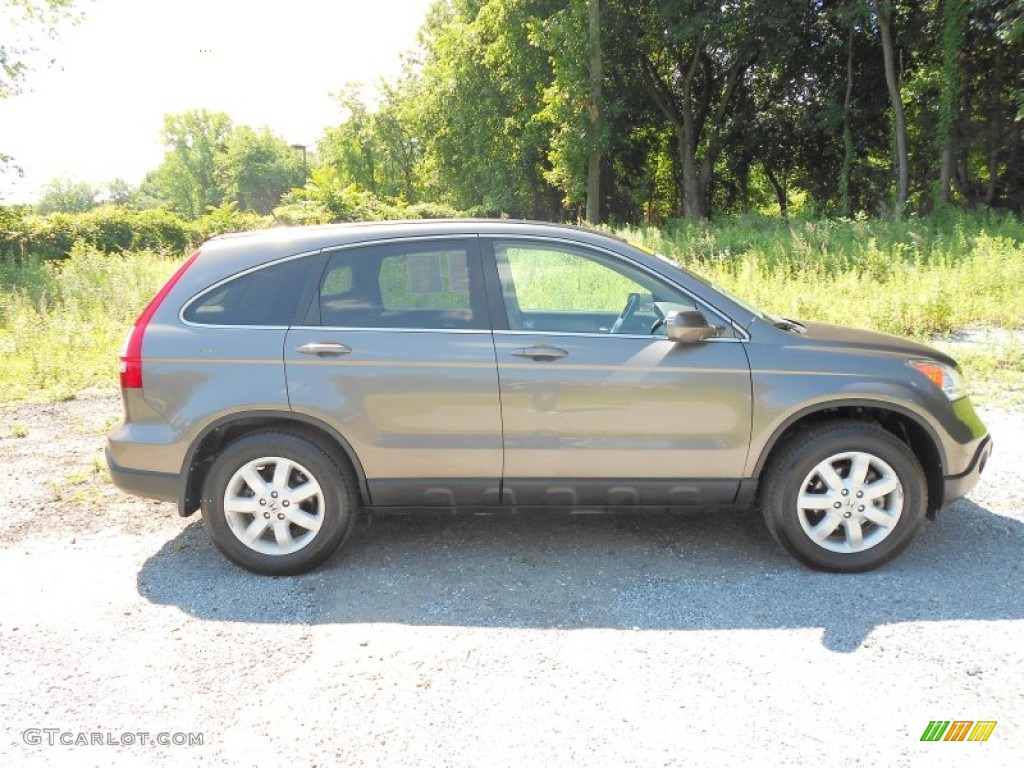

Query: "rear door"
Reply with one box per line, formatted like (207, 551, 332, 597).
(284, 237, 503, 507)
(485, 237, 753, 507)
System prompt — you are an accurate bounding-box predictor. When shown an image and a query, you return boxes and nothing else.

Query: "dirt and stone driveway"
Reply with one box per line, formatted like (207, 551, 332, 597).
(1, 390, 1022, 766)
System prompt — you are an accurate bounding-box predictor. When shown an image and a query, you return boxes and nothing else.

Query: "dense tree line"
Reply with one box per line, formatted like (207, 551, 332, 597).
(15, 0, 1024, 225)
(314, 0, 1022, 223)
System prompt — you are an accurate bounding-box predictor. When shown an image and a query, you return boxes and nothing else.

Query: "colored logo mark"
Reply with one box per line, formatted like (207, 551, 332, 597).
(920, 721, 997, 742)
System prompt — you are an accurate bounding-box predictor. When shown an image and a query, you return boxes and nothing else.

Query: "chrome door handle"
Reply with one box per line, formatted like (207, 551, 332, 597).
(297, 342, 352, 357)
(511, 345, 568, 361)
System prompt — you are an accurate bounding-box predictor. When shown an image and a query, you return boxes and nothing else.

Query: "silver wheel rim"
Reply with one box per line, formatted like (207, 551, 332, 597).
(796, 451, 904, 554)
(223, 456, 325, 556)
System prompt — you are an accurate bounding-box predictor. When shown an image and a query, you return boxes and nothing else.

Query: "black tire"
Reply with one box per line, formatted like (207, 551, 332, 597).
(760, 421, 927, 572)
(200, 431, 358, 575)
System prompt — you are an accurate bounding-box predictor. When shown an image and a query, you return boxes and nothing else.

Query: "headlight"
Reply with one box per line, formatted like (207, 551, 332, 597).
(909, 359, 967, 401)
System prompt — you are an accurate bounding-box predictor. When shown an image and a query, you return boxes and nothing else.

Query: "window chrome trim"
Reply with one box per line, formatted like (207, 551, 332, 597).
(492, 329, 745, 343)
(318, 233, 479, 253)
(179, 234, 482, 330)
(487, 234, 750, 341)
(178, 231, 749, 340)
(290, 326, 491, 335)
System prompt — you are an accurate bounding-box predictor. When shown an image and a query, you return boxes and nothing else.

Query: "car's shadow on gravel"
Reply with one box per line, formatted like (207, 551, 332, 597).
(138, 499, 1023, 653)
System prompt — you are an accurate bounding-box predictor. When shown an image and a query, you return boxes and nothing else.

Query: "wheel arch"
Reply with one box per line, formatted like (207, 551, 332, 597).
(752, 400, 947, 516)
(177, 411, 370, 517)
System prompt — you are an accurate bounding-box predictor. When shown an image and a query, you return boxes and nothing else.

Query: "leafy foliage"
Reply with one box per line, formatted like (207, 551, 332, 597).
(295, 0, 1023, 222)
(142, 110, 233, 219)
(9, 1, 1024, 224)
(222, 127, 305, 215)
(35, 176, 99, 214)
(0, 0, 79, 99)
(0, 204, 272, 261)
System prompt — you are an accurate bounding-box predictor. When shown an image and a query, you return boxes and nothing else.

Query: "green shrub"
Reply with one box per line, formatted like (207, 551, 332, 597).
(0, 203, 284, 261)
(1, 206, 194, 259)
(192, 202, 274, 243)
(272, 200, 336, 226)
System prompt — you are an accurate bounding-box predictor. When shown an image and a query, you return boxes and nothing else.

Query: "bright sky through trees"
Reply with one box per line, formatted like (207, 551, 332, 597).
(0, 0, 433, 201)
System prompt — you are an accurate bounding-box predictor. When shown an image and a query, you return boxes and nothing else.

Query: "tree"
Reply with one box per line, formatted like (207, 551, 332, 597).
(285, 0, 1023, 222)
(873, 1, 910, 215)
(317, 82, 423, 204)
(533, 1, 590, 215)
(586, 0, 602, 223)
(1, 0, 79, 99)
(144, 110, 233, 218)
(413, 0, 563, 217)
(839, 14, 858, 217)
(934, 0, 968, 207)
(142, 110, 311, 218)
(627, 0, 805, 220)
(2, 0, 81, 197)
(223, 126, 304, 215)
(534, 0, 663, 222)
(35, 176, 98, 213)
(104, 178, 135, 206)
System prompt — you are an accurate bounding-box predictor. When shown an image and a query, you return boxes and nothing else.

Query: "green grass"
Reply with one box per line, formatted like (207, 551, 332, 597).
(619, 212, 1024, 337)
(0, 212, 1021, 406)
(0, 243, 184, 402)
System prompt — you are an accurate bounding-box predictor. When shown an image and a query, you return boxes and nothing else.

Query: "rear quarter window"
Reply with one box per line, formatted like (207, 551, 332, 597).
(183, 257, 315, 326)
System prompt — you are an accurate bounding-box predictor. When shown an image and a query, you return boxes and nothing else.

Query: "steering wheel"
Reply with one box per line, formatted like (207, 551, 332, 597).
(649, 303, 667, 334)
(609, 293, 642, 334)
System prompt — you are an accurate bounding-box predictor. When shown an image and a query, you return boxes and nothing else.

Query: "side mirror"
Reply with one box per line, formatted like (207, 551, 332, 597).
(665, 309, 720, 343)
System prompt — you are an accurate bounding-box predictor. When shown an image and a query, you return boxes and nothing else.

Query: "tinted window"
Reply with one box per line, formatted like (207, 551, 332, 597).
(319, 241, 484, 329)
(184, 257, 314, 326)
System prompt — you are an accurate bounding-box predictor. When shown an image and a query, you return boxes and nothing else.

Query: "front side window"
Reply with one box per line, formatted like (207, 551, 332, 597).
(494, 241, 698, 336)
(318, 241, 484, 329)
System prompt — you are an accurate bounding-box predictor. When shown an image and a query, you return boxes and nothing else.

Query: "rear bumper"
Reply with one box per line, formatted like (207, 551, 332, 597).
(942, 433, 992, 508)
(105, 447, 179, 504)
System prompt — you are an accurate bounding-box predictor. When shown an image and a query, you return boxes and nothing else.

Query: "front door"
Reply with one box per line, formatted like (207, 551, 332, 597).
(486, 238, 752, 507)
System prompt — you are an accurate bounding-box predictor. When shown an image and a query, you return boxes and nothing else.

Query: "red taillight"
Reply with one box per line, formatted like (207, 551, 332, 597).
(120, 250, 201, 389)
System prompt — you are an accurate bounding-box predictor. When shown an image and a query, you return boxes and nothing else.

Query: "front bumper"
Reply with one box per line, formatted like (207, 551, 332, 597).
(941, 433, 992, 508)
(106, 446, 179, 504)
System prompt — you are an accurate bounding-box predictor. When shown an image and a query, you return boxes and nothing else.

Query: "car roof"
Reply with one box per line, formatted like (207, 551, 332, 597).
(202, 219, 630, 255)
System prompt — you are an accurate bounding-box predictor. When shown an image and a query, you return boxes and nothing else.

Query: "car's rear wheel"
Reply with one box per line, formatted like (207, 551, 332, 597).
(201, 431, 358, 575)
(760, 421, 927, 572)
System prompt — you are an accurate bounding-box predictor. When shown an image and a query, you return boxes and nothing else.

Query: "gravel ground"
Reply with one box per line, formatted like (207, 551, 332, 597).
(0, 391, 1021, 767)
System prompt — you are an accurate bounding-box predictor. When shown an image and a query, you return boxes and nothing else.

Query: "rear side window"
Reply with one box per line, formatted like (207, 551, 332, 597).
(318, 240, 486, 329)
(183, 257, 314, 326)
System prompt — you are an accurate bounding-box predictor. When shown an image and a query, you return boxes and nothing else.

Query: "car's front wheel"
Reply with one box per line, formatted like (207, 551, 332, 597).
(200, 431, 358, 575)
(760, 421, 928, 572)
